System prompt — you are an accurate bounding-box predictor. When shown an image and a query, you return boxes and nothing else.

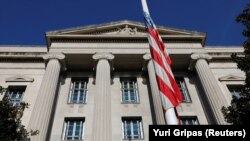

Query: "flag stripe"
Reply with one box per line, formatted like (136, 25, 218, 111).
(143, 9, 183, 110)
(156, 75, 180, 106)
(148, 35, 174, 79)
(150, 45, 182, 107)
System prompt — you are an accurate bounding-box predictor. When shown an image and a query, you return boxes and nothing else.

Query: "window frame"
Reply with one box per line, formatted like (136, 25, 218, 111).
(175, 77, 192, 103)
(68, 78, 88, 104)
(121, 117, 144, 140)
(62, 118, 85, 140)
(120, 78, 139, 104)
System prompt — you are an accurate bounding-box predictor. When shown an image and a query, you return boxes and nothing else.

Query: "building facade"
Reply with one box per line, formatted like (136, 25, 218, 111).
(0, 20, 244, 141)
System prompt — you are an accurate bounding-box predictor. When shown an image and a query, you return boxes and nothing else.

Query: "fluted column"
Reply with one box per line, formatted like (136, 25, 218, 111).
(143, 54, 165, 124)
(92, 53, 114, 141)
(190, 53, 228, 124)
(28, 53, 65, 141)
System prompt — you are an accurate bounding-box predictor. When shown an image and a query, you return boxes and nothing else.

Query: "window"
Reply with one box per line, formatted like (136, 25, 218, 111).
(62, 118, 84, 140)
(122, 117, 143, 140)
(176, 77, 191, 103)
(180, 117, 199, 125)
(227, 85, 242, 98)
(120, 78, 139, 103)
(6, 86, 26, 106)
(69, 78, 88, 104)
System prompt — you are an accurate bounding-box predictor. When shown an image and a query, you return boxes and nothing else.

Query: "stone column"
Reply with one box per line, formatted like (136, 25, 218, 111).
(92, 53, 114, 141)
(28, 53, 65, 141)
(190, 53, 228, 124)
(143, 54, 166, 124)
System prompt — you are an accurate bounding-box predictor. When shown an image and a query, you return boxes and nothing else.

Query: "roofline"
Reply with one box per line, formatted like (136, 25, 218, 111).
(46, 20, 206, 36)
(45, 20, 206, 48)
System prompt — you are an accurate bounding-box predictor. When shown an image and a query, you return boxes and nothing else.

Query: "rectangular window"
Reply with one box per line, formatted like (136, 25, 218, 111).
(62, 118, 84, 140)
(122, 117, 143, 140)
(176, 77, 191, 103)
(6, 86, 26, 106)
(120, 78, 139, 103)
(180, 117, 199, 125)
(69, 78, 88, 104)
(227, 85, 242, 98)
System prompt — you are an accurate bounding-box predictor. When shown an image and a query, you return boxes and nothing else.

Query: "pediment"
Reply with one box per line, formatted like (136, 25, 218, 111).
(219, 75, 245, 81)
(46, 20, 205, 36)
(6, 76, 34, 82)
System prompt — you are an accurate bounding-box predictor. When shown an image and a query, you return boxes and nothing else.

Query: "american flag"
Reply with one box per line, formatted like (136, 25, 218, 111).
(142, 2, 183, 111)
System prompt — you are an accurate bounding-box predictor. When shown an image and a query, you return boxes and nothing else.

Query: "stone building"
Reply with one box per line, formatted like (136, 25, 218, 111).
(0, 20, 244, 141)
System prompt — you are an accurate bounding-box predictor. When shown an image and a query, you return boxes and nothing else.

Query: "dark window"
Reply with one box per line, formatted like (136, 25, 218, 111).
(227, 85, 242, 98)
(6, 86, 26, 106)
(180, 117, 199, 125)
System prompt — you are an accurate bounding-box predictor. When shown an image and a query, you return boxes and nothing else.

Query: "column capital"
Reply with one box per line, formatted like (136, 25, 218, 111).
(191, 53, 212, 61)
(92, 53, 114, 72)
(142, 53, 151, 71)
(43, 53, 65, 60)
(92, 53, 114, 61)
(143, 53, 151, 60)
(189, 53, 212, 70)
(43, 53, 66, 71)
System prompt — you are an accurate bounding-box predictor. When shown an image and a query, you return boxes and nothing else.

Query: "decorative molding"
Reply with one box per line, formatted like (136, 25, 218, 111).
(51, 38, 202, 44)
(116, 25, 138, 35)
(6, 76, 34, 82)
(92, 53, 114, 61)
(219, 75, 245, 81)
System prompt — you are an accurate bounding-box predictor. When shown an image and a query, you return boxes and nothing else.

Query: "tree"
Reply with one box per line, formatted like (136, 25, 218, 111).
(222, 3, 250, 125)
(0, 86, 38, 140)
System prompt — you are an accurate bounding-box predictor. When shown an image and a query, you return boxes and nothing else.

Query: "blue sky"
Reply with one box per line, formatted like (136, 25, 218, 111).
(0, 0, 248, 46)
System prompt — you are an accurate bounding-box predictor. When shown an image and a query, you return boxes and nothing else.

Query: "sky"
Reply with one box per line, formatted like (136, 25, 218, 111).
(0, 0, 248, 46)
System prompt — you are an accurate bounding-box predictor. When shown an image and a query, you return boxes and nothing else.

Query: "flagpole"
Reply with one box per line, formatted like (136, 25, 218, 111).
(141, 0, 180, 125)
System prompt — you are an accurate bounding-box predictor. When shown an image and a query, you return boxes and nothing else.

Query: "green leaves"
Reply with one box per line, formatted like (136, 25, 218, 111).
(0, 88, 38, 140)
(222, 3, 250, 125)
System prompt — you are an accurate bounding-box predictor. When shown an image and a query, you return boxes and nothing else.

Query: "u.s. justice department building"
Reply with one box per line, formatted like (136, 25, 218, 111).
(0, 20, 244, 141)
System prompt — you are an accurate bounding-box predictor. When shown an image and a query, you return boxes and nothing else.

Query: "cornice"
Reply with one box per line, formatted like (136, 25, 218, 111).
(0, 52, 46, 62)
